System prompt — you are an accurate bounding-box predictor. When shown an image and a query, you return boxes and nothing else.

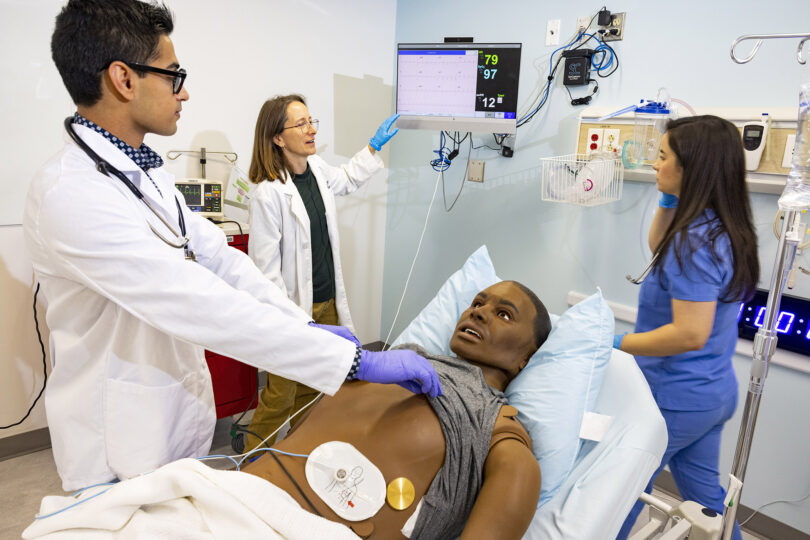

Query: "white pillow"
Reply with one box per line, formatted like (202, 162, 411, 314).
(505, 290, 614, 507)
(391, 245, 499, 353)
(392, 246, 614, 508)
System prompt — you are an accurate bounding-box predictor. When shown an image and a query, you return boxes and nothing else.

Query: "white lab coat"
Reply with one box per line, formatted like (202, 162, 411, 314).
(248, 148, 383, 332)
(22, 124, 356, 491)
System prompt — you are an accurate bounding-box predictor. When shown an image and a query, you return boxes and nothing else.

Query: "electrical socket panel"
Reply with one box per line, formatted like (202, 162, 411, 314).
(601, 12, 625, 42)
(603, 129, 621, 154)
(546, 19, 561, 46)
(468, 160, 485, 183)
(783, 134, 797, 168)
(586, 128, 604, 155)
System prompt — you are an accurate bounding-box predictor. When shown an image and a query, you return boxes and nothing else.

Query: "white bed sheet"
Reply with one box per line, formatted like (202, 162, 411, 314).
(22, 458, 360, 539)
(523, 349, 668, 539)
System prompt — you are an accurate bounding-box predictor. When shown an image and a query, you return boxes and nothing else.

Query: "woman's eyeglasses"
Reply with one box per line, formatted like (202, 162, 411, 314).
(282, 119, 320, 134)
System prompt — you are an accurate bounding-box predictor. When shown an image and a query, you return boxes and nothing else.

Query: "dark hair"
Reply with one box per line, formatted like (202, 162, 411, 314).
(652, 115, 759, 302)
(51, 0, 174, 106)
(504, 280, 552, 350)
(248, 94, 307, 184)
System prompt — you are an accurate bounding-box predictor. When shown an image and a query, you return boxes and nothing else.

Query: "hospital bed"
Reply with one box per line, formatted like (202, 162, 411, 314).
(525, 348, 668, 539)
(22, 350, 667, 540)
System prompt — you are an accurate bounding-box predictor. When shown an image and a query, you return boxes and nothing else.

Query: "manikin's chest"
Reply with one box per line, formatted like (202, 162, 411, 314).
(243, 382, 446, 537)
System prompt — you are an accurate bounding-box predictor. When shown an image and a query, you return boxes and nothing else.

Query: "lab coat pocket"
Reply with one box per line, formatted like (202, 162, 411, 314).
(104, 377, 202, 479)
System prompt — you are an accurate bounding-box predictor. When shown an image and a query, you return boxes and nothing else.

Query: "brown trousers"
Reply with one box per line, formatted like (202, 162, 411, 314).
(242, 298, 339, 452)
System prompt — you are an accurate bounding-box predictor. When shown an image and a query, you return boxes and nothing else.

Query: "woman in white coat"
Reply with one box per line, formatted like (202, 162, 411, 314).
(244, 95, 399, 450)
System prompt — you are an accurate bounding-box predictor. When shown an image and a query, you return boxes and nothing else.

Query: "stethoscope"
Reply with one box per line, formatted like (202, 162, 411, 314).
(625, 254, 658, 284)
(64, 117, 196, 261)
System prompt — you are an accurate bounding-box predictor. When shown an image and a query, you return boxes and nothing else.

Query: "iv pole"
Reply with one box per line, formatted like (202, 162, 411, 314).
(722, 32, 810, 540)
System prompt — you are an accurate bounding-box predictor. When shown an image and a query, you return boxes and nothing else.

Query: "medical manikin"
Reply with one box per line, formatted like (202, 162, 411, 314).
(243, 281, 552, 539)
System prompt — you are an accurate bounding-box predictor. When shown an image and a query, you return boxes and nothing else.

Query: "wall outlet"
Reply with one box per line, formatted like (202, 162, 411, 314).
(577, 16, 591, 32)
(468, 160, 485, 182)
(783, 133, 797, 168)
(586, 128, 604, 155)
(601, 12, 625, 42)
(603, 129, 621, 153)
(546, 19, 561, 46)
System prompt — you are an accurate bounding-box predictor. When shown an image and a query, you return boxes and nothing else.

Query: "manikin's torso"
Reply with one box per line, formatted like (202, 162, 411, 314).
(242, 380, 446, 538)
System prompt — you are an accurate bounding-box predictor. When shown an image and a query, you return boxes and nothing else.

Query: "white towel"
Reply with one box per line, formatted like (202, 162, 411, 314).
(22, 458, 360, 540)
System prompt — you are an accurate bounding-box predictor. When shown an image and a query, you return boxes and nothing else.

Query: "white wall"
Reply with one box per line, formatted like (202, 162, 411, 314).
(384, 0, 810, 533)
(0, 227, 50, 438)
(0, 0, 397, 439)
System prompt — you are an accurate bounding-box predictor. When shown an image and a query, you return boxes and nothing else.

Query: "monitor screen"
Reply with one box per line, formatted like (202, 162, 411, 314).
(396, 42, 522, 134)
(175, 181, 223, 217)
(176, 183, 202, 207)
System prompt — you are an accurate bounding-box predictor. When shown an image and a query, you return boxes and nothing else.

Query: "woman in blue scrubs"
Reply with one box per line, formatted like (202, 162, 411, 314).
(615, 115, 759, 540)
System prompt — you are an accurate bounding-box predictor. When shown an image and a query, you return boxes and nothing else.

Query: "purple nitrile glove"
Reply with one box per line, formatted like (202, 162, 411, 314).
(308, 322, 361, 348)
(356, 349, 443, 398)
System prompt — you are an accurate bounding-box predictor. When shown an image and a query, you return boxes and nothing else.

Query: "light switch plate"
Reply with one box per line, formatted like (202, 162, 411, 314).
(546, 19, 561, 46)
(783, 134, 797, 168)
(468, 160, 485, 182)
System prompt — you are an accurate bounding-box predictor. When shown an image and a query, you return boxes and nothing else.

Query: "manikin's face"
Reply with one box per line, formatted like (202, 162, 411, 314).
(652, 133, 683, 197)
(130, 34, 189, 139)
(274, 101, 318, 161)
(449, 281, 538, 378)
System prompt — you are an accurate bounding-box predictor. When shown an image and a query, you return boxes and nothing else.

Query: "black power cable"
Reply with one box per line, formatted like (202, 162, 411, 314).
(517, 6, 619, 128)
(267, 449, 323, 517)
(209, 218, 244, 238)
(1, 283, 48, 429)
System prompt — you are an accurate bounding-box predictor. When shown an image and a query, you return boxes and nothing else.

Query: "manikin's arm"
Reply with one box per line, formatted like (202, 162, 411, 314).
(461, 438, 540, 539)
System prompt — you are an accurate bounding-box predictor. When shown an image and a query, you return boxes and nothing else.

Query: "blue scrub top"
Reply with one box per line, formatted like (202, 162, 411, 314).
(635, 209, 740, 411)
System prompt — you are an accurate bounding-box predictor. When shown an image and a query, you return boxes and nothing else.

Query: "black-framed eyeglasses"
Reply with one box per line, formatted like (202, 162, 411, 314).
(282, 119, 319, 133)
(120, 61, 187, 94)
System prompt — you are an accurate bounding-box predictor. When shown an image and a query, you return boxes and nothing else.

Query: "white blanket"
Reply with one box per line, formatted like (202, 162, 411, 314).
(22, 458, 360, 540)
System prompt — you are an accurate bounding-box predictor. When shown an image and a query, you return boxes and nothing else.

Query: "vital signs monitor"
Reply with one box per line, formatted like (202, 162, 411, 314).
(175, 180, 223, 219)
(396, 42, 522, 134)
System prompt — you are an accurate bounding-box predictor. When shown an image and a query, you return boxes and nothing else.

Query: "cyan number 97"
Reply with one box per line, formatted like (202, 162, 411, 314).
(483, 68, 497, 80)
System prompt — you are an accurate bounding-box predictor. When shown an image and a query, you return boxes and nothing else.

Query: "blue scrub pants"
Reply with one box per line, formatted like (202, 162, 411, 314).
(617, 399, 742, 540)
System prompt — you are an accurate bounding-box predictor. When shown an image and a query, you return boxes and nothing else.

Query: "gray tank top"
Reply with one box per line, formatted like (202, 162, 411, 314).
(394, 344, 506, 540)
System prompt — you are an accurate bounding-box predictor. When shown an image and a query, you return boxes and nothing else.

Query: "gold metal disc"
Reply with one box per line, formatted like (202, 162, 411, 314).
(386, 477, 415, 510)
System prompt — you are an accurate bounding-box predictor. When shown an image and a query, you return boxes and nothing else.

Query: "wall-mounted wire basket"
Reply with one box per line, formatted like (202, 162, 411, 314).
(541, 153, 624, 206)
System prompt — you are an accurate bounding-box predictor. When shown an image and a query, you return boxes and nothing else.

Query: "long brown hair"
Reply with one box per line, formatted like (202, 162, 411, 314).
(652, 115, 759, 302)
(248, 94, 306, 184)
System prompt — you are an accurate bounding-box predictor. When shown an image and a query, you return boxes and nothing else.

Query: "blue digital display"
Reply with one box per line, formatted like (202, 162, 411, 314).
(738, 289, 810, 356)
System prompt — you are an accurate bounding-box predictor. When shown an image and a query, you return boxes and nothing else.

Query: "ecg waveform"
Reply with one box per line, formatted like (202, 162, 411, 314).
(397, 52, 477, 115)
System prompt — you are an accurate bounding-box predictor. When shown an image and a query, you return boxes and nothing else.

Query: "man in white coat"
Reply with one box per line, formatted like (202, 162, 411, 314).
(24, 0, 440, 491)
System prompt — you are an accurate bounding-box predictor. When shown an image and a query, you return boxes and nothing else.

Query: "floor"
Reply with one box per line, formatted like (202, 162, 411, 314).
(1, 418, 770, 539)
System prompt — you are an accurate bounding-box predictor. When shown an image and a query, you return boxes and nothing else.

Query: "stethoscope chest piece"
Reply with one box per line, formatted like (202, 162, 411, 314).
(626, 254, 659, 285)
